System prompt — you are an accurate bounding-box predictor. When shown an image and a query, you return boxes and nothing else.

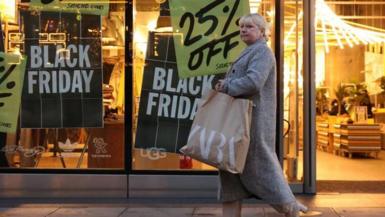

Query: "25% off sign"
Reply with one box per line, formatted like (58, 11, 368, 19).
(169, 0, 249, 78)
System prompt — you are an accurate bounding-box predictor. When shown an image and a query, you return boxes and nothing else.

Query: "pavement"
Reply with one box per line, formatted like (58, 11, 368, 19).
(0, 193, 385, 216)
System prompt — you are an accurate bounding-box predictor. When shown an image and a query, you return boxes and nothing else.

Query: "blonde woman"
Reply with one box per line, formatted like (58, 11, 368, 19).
(215, 13, 308, 217)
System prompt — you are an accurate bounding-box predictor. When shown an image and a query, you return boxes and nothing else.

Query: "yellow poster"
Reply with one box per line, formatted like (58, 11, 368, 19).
(169, 0, 249, 78)
(30, 0, 109, 16)
(0, 53, 26, 133)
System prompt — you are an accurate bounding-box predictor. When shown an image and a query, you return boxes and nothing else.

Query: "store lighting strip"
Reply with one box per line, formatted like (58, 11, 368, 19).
(285, 0, 385, 49)
(336, 24, 353, 47)
(320, 12, 329, 53)
(330, 21, 343, 49)
(284, 11, 303, 45)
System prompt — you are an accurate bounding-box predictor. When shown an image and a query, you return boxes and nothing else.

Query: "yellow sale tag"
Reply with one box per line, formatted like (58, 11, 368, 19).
(30, 0, 109, 16)
(169, 0, 249, 78)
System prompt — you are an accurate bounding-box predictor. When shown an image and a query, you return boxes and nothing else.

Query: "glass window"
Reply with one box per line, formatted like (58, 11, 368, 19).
(283, 0, 304, 183)
(132, 0, 275, 171)
(0, 1, 125, 169)
(315, 0, 385, 181)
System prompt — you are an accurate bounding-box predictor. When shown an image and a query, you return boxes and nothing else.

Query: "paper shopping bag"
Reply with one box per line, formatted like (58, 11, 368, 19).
(180, 89, 252, 174)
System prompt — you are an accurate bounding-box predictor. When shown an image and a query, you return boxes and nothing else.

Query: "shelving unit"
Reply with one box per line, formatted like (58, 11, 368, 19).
(339, 124, 382, 158)
(333, 124, 341, 155)
(316, 122, 330, 152)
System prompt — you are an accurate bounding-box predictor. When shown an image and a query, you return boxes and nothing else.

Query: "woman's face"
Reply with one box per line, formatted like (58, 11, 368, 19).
(239, 21, 263, 45)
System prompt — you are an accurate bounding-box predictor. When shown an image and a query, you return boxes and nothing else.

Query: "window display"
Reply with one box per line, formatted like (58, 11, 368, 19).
(0, 1, 125, 169)
(132, 0, 275, 171)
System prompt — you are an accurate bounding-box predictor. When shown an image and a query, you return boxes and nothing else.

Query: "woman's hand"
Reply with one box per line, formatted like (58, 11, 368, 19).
(215, 79, 225, 91)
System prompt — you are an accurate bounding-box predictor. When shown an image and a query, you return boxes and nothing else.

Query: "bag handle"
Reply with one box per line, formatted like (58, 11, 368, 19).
(200, 89, 219, 108)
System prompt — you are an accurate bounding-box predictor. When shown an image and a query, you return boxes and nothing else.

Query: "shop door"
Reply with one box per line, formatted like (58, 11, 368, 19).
(314, 0, 385, 191)
(281, 0, 316, 193)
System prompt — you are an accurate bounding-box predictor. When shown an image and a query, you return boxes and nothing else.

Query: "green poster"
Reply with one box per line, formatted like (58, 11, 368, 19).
(169, 0, 249, 78)
(0, 53, 26, 133)
(30, 0, 109, 16)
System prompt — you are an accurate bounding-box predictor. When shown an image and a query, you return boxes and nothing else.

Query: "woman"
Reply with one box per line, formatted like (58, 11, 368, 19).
(215, 13, 308, 217)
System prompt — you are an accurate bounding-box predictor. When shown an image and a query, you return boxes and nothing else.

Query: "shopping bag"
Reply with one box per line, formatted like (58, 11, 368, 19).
(180, 89, 252, 174)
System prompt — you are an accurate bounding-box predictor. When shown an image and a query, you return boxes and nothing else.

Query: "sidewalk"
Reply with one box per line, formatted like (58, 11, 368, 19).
(0, 193, 384, 216)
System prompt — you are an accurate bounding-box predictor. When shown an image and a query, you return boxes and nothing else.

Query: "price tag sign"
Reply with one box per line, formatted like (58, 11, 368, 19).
(30, 0, 109, 16)
(0, 53, 26, 133)
(169, 0, 249, 78)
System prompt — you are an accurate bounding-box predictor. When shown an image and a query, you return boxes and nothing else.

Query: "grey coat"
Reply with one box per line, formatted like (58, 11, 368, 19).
(218, 38, 296, 207)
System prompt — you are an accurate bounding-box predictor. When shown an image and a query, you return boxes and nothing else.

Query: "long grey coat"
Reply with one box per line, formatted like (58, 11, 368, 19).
(218, 38, 296, 207)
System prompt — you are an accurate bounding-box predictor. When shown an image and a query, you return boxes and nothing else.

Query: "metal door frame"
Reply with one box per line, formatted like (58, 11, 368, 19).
(303, 0, 316, 194)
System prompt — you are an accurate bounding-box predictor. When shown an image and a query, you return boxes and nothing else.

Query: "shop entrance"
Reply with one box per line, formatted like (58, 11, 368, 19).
(312, 0, 385, 191)
(282, 0, 385, 193)
(282, 0, 315, 193)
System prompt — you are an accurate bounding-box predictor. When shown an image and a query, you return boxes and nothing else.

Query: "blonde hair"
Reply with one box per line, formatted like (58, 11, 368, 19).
(239, 13, 270, 40)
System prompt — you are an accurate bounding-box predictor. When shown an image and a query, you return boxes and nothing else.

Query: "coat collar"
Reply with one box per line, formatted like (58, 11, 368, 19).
(231, 38, 266, 64)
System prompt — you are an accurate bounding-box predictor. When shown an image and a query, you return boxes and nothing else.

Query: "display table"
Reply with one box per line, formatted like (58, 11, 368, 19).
(382, 133, 385, 150)
(373, 111, 385, 123)
(338, 123, 381, 158)
(332, 124, 341, 155)
(316, 122, 331, 152)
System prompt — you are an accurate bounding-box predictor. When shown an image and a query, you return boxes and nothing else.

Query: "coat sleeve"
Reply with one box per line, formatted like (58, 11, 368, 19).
(221, 47, 273, 97)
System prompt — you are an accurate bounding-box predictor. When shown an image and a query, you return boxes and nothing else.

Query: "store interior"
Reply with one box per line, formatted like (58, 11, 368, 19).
(314, 0, 385, 181)
(284, 0, 385, 182)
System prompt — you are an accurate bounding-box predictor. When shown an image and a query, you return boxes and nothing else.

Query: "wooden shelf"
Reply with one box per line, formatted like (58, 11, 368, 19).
(316, 122, 332, 152)
(337, 124, 381, 158)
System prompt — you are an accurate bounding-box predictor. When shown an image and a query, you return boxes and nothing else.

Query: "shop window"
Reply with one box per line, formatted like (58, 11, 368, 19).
(0, 1, 125, 169)
(314, 0, 385, 181)
(283, 0, 304, 183)
(132, 0, 275, 171)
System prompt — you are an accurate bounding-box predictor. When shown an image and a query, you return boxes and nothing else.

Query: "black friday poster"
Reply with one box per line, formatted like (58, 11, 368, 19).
(20, 11, 103, 128)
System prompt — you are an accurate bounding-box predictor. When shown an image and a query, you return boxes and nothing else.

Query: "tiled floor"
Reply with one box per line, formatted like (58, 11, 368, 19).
(317, 150, 385, 180)
(0, 194, 384, 216)
(285, 149, 385, 182)
(0, 206, 383, 217)
(333, 208, 385, 217)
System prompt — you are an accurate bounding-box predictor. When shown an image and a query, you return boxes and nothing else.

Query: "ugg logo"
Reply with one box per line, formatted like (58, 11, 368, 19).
(140, 148, 167, 160)
(188, 125, 235, 167)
